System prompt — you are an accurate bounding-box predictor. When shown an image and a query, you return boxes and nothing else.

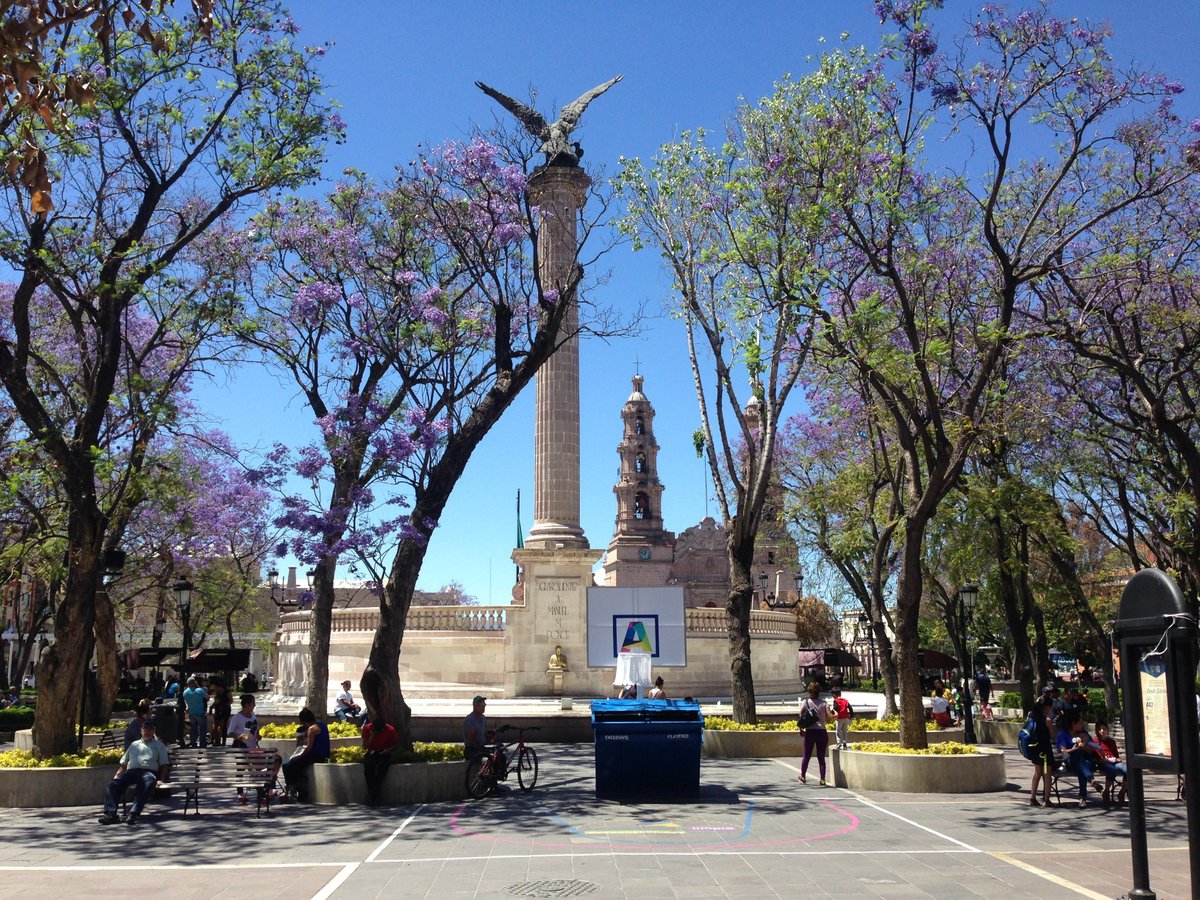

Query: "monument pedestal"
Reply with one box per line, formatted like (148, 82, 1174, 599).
(507, 548, 601, 697)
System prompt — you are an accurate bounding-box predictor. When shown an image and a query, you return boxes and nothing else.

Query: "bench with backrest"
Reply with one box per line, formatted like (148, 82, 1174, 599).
(97, 729, 121, 751)
(167, 746, 280, 817)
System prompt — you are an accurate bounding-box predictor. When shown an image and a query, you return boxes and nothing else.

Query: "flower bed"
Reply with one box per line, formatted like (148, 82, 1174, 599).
(0, 749, 124, 808)
(702, 717, 963, 758)
(832, 745, 1007, 793)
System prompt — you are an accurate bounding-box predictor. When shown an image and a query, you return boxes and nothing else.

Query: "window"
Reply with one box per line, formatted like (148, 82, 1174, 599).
(635, 453, 646, 473)
(635, 415, 645, 435)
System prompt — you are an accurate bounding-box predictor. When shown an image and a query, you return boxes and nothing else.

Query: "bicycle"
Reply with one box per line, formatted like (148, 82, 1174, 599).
(465, 725, 539, 799)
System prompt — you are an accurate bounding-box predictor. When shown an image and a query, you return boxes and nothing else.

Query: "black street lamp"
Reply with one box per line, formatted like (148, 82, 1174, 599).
(957, 583, 980, 744)
(268, 568, 279, 606)
(174, 577, 193, 748)
(858, 612, 877, 689)
(765, 568, 802, 610)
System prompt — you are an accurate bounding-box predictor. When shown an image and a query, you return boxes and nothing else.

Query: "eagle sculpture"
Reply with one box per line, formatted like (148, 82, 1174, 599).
(475, 75, 623, 167)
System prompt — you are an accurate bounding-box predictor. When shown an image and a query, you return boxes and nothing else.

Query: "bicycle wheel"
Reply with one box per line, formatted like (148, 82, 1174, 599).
(466, 756, 493, 800)
(516, 745, 538, 792)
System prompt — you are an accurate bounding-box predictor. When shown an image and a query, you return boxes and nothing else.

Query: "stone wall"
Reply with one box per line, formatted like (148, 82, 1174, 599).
(280, 601, 803, 706)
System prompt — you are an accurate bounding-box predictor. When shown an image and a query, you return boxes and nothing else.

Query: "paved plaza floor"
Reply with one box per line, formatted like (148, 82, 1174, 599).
(0, 744, 1190, 899)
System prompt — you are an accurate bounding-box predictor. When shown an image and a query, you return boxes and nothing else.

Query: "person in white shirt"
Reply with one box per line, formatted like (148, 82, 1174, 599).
(334, 680, 360, 723)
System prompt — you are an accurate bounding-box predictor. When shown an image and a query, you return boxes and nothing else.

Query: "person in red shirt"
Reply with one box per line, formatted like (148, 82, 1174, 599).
(831, 687, 853, 749)
(362, 715, 400, 807)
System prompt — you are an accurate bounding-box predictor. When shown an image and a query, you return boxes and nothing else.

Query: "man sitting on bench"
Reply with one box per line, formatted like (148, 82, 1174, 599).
(97, 720, 170, 826)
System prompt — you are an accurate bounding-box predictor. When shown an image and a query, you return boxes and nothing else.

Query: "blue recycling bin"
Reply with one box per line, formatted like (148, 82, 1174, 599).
(591, 699, 704, 799)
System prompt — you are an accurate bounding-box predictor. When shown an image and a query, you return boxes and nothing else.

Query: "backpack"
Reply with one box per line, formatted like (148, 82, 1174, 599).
(1017, 713, 1038, 761)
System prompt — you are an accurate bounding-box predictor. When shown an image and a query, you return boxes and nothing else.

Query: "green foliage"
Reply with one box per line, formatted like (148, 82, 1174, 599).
(703, 715, 936, 733)
(82, 720, 125, 734)
(849, 741, 980, 755)
(0, 748, 122, 768)
(998, 691, 1023, 709)
(112, 699, 134, 713)
(328, 742, 462, 765)
(259, 720, 360, 739)
(0, 707, 35, 729)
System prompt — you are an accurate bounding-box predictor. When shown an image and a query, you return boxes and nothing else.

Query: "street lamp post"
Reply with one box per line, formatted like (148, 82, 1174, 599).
(957, 583, 980, 744)
(765, 569, 803, 611)
(858, 613, 877, 690)
(174, 577, 193, 749)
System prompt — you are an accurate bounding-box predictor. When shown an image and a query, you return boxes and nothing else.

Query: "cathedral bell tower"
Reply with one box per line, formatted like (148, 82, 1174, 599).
(602, 374, 675, 584)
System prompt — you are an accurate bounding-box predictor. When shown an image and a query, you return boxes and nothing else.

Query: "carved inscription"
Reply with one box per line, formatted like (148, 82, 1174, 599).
(537, 577, 579, 642)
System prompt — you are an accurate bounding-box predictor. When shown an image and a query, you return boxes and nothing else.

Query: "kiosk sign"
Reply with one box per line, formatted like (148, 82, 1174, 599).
(1137, 658, 1170, 758)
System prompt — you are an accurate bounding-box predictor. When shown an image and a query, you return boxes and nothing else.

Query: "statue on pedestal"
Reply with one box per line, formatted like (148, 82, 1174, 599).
(475, 75, 622, 167)
(548, 645, 568, 671)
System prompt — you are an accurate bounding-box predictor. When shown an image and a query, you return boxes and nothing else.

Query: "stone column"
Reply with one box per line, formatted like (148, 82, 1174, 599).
(525, 166, 590, 550)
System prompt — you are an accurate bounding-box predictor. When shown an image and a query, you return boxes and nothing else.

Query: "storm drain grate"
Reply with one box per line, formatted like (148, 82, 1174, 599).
(504, 880, 600, 898)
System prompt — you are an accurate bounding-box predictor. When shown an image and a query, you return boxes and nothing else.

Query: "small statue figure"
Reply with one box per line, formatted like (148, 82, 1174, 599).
(475, 75, 623, 167)
(548, 645, 568, 671)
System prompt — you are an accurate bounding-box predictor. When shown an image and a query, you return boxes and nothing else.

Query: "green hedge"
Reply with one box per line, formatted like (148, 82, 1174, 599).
(997, 691, 1022, 709)
(0, 707, 35, 730)
(329, 742, 463, 765)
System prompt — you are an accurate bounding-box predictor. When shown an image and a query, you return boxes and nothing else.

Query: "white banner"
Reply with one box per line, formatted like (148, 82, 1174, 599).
(586, 586, 686, 667)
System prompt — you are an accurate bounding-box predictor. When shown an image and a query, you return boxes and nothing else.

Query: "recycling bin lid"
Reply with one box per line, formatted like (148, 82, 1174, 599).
(590, 699, 703, 723)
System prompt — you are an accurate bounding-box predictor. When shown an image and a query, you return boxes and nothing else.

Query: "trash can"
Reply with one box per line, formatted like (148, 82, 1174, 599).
(152, 703, 178, 745)
(591, 699, 704, 799)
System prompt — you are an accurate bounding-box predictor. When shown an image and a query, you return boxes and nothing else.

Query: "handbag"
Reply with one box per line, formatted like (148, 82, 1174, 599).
(797, 701, 819, 729)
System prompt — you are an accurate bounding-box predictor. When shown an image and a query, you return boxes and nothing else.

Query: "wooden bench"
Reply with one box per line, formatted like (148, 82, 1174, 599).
(97, 729, 121, 751)
(167, 747, 280, 818)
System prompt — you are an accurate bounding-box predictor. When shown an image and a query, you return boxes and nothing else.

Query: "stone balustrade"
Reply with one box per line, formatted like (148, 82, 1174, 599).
(281, 605, 508, 636)
(684, 607, 796, 637)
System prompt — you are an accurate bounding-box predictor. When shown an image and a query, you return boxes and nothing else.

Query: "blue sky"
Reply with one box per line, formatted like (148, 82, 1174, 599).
(191, 0, 1200, 604)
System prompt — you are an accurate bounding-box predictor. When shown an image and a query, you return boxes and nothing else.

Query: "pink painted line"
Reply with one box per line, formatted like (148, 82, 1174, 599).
(724, 799, 860, 849)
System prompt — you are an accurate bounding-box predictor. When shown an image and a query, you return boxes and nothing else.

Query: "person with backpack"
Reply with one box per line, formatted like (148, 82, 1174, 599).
(1023, 696, 1055, 807)
(830, 687, 853, 750)
(797, 682, 831, 785)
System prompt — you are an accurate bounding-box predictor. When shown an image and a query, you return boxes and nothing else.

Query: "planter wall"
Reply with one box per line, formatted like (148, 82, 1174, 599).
(832, 746, 1007, 793)
(702, 727, 965, 758)
(976, 719, 1023, 745)
(311, 760, 466, 806)
(0, 766, 113, 808)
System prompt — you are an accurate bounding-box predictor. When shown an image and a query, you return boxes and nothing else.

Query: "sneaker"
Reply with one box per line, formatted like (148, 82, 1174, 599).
(125, 813, 139, 826)
(97, 813, 119, 826)
(819, 779, 826, 786)
(797, 774, 806, 784)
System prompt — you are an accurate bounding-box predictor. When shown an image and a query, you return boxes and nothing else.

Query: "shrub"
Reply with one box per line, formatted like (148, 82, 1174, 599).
(328, 742, 462, 765)
(703, 717, 798, 732)
(260, 720, 361, 739)
(849, 716, 938, 732)
(849, 741, 980, 755)
(997, 691, 1022, 709)
(0, 707, 35, 730)
(0, 748, 122, 768)
(82, 720, 126, 734)
(112, 698, 134, 713)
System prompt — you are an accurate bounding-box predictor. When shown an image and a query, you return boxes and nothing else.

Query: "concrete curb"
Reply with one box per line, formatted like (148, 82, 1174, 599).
(0, 766, 113, 807)
(311, 760, 467, 805)
(832, 746, 1008, 793)
(702, 727, 966, 757)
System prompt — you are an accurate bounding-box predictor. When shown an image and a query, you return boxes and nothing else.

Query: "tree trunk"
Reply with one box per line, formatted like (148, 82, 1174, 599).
(304, 552, 338, 716)
(894, 530, 928, 749)
(31, 514, 104, 756)
(91, 589, 121, 726)
(876, 627, 900, 716)
(725, 519, 758, 725)
(362, 542, 423, 751)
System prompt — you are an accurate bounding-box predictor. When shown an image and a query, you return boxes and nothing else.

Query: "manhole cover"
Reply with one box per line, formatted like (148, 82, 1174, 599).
(504, 880, 600, 898)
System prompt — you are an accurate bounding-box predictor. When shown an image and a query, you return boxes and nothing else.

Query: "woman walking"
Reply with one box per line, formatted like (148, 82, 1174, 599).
(798, 682, 831, 785)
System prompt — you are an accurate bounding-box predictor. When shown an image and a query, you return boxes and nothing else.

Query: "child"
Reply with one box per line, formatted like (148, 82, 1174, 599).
(831, 687, 853, 750)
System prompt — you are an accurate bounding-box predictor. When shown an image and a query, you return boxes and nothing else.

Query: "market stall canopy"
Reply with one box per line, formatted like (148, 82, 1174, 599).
(186, 648, 251, 672)
(797, 648, 862, 668)
(917, 648, 958, 670)
(124, 647, 182, 668)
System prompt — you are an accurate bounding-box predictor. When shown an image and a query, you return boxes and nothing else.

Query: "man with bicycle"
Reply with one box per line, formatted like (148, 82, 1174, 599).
(464, 695, 506, 774)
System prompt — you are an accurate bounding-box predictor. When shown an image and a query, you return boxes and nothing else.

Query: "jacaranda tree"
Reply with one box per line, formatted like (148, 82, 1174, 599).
(0, 0, 333, 754)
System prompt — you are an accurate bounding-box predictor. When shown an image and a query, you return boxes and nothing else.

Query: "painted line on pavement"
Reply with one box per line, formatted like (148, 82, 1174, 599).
(0, 863, 354, 871)
(365, 804, 424, 863)
(843, 794, 981, 852)
(988, 852, 1110, 900)
(367, 848, 983, 864)
(311, 862, 359, 900)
